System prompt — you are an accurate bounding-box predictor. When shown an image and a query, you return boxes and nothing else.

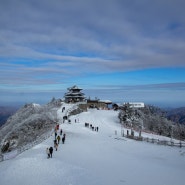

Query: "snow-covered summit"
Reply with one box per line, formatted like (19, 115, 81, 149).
(0, 108, 184, 185)
(0, 99, 66, 153)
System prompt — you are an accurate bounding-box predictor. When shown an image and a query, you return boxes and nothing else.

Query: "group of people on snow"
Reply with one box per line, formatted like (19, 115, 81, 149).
(46, 125, 66, 159)
(85, 122, 99, 132)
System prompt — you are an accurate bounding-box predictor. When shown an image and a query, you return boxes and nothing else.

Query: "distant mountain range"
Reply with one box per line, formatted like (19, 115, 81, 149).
(0, 106, 18, 127)
(166, 107, 185, 125)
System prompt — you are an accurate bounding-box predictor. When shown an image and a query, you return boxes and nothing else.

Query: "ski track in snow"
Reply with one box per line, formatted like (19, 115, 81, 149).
(0, 104, 185, 185)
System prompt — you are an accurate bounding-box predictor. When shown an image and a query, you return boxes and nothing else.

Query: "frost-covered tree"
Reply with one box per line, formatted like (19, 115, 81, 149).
(118, 104, 185, 140)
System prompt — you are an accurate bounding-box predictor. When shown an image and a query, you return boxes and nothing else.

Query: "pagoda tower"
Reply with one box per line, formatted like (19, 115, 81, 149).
(64, 85, 86, 103)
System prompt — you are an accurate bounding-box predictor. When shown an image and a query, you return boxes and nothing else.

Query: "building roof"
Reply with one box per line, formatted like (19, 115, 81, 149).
(67, 85, 82, 91)
(99, 100, 112, 104)
(65, 92, 85, 96)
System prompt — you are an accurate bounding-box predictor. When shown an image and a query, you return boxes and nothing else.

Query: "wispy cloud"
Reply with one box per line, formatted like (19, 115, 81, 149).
(1, 0, 185, 65)
(87, 82, 185, 91)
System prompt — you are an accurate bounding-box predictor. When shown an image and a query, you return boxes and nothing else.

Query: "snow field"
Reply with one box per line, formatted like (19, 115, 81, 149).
(0, 106, 185, 185)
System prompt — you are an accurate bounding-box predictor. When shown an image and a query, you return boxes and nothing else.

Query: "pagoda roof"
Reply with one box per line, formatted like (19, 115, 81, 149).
(65, 92, 85, 96)
(65, 95, 85, 98)
(68, 85, 82, 91)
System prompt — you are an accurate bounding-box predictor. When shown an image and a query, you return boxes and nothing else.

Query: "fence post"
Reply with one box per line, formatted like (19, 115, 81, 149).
(127, 130, 129, 137)
(180, 141, 182, 148)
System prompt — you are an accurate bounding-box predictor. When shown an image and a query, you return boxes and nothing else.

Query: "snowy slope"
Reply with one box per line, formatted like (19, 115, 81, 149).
(0, 106, 185, 185)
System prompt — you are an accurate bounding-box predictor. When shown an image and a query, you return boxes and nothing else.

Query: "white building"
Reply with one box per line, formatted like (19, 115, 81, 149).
(124, 102, 145, 108)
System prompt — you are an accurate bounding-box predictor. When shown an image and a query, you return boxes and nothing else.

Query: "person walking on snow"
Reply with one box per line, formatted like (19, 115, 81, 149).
(55, 131, 57, 139)
(57, 135, 61, 144)
(56, 124, 59, 130)
(54, 139, 57, 146)
(60, 129, 63, 135)
(49, 146, 53, 158)
(54, 142, 58, 151)
(62, 133, 66, 144)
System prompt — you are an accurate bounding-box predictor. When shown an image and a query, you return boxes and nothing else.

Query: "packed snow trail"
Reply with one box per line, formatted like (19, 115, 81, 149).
(0, 105, 185, 185)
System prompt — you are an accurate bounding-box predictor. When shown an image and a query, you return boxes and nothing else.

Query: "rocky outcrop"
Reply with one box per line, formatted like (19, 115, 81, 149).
(0, 99, 63, 153)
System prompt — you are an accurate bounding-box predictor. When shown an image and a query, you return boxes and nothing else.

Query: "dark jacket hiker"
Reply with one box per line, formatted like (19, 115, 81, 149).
(49, 147, 53, 158)
(62, 134, 66, 144)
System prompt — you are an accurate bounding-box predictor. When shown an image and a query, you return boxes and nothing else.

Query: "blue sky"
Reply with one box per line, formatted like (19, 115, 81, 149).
(0, 0, 185, 107)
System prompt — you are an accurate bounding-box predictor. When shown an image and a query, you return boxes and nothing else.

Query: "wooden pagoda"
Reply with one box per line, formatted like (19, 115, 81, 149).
(64, 85, 86, 103)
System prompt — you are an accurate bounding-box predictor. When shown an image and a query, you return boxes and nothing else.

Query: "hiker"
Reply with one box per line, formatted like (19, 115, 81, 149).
(60, 129, 63, 135)
(55, 131, 57, 139)
(46, 148, 50, 158)
(63, 116, 67, 123)
(57, 135, 61, 144)
(62, 107, 65, 112)
(49, 146, 53, 158)
(62, 133, 66, 144)
(54, 126, 58, 132)
(54, 142, 58, 151)
(54, 139, 57, 146)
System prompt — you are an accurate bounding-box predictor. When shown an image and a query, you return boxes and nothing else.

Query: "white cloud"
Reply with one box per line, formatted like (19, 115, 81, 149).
(0, 0, 185, 106)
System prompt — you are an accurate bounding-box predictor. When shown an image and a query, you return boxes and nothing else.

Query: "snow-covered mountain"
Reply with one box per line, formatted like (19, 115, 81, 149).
(0, 98, 64, 153)
(1, 99, 185, 154)
(0, 107, 184, 185)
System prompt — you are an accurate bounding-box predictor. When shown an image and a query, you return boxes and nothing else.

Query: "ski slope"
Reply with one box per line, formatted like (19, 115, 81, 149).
(0, 105, 185, 185)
